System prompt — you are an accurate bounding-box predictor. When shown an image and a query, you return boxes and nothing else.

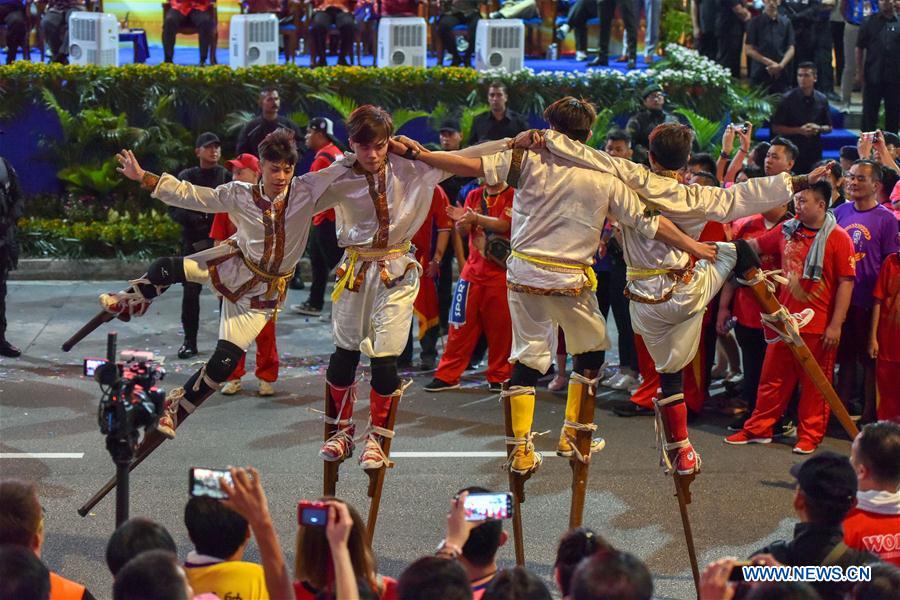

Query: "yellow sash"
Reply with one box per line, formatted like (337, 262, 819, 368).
(331, 242, 412, 302)
(510, 250, 597, 292)
(240, 254, 295, 301)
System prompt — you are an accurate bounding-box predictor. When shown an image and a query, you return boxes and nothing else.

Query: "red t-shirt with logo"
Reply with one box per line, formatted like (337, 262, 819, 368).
(731, 215, 784, 328)
(311, 143, 343, 226)
(873, 253, 900, 362)
(411, 185, 452, 265)
(843, 507, 900, 567)
(459, 185, 513, 287)
(755, 222, 856, 335)
(209, 212, 237, 242)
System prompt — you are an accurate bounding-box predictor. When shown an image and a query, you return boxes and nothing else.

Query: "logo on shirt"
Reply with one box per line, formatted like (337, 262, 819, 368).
(862, 532, 900, 556)
(847, 223, 872, 263)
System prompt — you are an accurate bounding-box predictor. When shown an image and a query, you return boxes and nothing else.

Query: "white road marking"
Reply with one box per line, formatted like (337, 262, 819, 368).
(0, 452, 84, 459)
(391, 451, 563, 458)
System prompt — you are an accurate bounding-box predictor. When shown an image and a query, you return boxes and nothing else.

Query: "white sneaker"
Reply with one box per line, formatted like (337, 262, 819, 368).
(601, 370, 619, 387)
(575, 50, 587, 61)
(611, 373, 637, 391)
(257, 380, 275, 396)
(627, 376, 642, 394)
(319, 310, 332, 323)
(221, 380, 242, 395)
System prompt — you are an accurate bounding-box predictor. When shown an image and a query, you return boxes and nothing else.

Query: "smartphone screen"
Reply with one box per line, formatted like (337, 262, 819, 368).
(83, 358, 107, 377)
(729, 561, 753, 582)
(299, 504, 329, 527)
(463, 492, 513, 521)
(189, 467, 232, 500)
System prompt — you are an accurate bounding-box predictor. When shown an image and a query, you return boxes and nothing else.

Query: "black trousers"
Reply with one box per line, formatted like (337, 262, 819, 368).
(0, 263, 8, 341)
(310, 8, 356, 63)
(565, 0, 598, 52)
(438, 11, 479, 65)
(41, 7, 79, 62)
(862, 80, 900, 134)
(399, 324, 439, 365)
(437, 251, 454, 333)
(699, 30, 717, 60)
(598, 0, 636, 60)
(0, 4, 26, 61)
(812, 20, 834, 92)
(307, 219, 342, 310)
(595, 258, 638, 372)
(734, 323, 766, 412)
(716, 31, 743, 79)
(180, 238, 209, 344)
(162, 8, 215, 63)
(830, 20, 844, 84)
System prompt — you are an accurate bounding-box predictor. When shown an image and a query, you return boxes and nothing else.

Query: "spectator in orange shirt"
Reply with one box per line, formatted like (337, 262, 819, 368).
(844, 421, 900, 567)
(163, 0, 216, 64)
(869, 243, 900, 421)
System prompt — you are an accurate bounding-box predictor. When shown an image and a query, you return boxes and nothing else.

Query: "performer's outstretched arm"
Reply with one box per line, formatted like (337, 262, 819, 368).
(391, 137, 508, 180)
(116, 150, 240, 213)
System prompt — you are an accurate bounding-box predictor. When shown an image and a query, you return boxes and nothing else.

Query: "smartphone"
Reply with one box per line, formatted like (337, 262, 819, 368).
(189, 467, 232, 500)
(728, 560, 755, 582)
(298, 500, 329, 527)
(83, 358, 107, 377)
(463, 492, 514, 521)
(731, 123, 749, 134)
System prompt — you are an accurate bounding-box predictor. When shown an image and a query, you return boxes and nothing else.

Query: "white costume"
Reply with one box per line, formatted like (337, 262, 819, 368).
(541, 131, 799, 372)
(148, 165, 346, 350)
(318, 141, 508, 358)
(480, 147, 661, 374)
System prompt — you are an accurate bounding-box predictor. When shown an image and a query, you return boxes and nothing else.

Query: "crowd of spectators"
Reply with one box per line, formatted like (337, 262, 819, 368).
(2, 421, 897, 599)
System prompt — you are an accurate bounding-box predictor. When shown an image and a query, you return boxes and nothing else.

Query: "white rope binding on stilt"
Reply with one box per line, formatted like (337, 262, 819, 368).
(563, 419, 599, 464)
(652, 393, 685, 475)
(503, 430, 548, 473)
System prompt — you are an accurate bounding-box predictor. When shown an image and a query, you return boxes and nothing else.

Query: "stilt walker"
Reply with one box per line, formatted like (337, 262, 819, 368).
(313, 106, 509, 540)
(76, 130, 349, 514)
(535, 124, 836, 593)
(397, 98, 715, 563)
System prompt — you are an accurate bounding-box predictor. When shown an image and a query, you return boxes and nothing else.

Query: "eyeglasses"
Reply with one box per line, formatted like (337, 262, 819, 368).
(647, 92, 666, 100)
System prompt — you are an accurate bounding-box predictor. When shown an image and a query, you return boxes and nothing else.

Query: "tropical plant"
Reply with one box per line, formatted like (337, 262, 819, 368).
(586, 108, 615, 149)
(661, 0, 693, 46)
(674, 107, 725, 156)
(309, 92, 358, 119)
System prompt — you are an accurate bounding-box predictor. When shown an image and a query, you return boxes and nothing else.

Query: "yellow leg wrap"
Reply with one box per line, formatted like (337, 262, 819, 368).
(510, 393, 535, 439)
(564, 380, 583, 425)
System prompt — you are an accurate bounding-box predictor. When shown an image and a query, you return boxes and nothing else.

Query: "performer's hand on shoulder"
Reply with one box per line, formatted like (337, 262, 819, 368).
(509, 129, 545, 150)
(807, 161, 834, 184)
(691, 241, 718, 263)
(115, 149, 145, 181)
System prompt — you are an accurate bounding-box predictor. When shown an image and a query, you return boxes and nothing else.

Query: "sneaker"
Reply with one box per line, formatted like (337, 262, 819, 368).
(601, 371, 619, 387)
(155, 387, 184, 439)
(257, 380, 275, 396)
(556, 427, 606, 457)
(727, 414, 749, 432)
(359, 434, 390, 469)
(177, 341, 198, 359)
(318, 310, 332, 323)
(777, 418, 797, 438)
(319, 425, 355, 462)
(99, 290, 150, 320)
(547, 374, 567, 392)
(221, 380, 242, 396)
(0, 340, 21, 358)
(419, 357, 436, 371)
(724, 430, 772, 445)
(292, 301, 322, 317)
(612, 401, 654, 417)
(792, 440, 816, 454)
(670, 443, 701, 475)
(610, 373, 637, 391)
(488, 381, 502, 393)
(575, 50, 587, 61)
(508, 442, 542, 475)
(423, 378, 460, 392)
(555, 23, 570, 41)
(627, 377, 642, 394)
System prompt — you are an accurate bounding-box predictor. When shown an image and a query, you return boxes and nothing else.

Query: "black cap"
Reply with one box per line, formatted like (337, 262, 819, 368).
(195, 132, 221, 148)
(789, 451, 857, 505)
(883, 132, 900, 147)
(641, 83, 664, 99)
(308, 117, 340, 146)
(840, 145, 860, 161)
(438, 119, 461, 133)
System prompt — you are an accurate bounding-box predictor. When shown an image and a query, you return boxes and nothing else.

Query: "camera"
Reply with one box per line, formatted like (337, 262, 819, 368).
(731, 123, 749, 134)
(189, 467, 233, 500)
(298, 500, 330, 527)
(463, 492, 514, 521)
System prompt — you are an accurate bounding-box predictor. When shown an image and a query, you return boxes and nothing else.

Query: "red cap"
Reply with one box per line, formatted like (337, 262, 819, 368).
(226, 153, 261, 174)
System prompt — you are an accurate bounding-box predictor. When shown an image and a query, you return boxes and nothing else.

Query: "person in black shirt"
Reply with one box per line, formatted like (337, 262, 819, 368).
(691, 0, 719, 59)
(467, 81, 529, 145)
(855, 0, 900, 133)
(716, 0, 752, 77)
(236, 88, 304, 158)
(781, 0, 821, 77)
(590, 0, 637, 68)
(771, 62, 833, 172)
(753, 452, 879, 600)
(0, 155, 23, 357)
(172, 132, 231, 359)
(745, 0, 796, 92)
(625, 84, 683, 162)
(438, 0, 482, 67)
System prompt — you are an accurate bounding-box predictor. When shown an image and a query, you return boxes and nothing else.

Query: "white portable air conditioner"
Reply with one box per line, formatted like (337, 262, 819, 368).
(229, 14, 279, 68)
(68, 12, 119, 67)
(376, 17, 427, 68)
(475, 19, 524, 73)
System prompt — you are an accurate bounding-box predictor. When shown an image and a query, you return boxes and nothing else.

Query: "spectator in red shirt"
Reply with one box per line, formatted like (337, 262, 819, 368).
(844, 421, 900, 567)
(425, 182, 513, 393)
(292, 117, 345, 318)
(726, 181, 856, 454)
(400, 186, 452, 370)
(869, 244, 900, 420)
(163, 0, 216, 64)
(209, 155, 279, 398)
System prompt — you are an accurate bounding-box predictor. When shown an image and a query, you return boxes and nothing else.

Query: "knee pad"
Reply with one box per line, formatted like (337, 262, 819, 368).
(509, 362, 542, 388)
(573, 350, 606, 375)
(732, 239, 762, 277)
(147, 257, 186, 286)
(659, 371, 683, 399)
(326, 347, 361, 387)
(370, 355, 400, 396)
(205, 340, 245, 383)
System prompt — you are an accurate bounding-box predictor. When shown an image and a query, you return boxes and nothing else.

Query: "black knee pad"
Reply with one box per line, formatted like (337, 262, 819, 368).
(732, 239, 762, 277)
(509, 362, 542, 388)
(659, 371, 683, 399)
(370, 355, 400, 396)
(573, 350, 606, 375)
(326, 347, 361, 387)
(147, 257, 186, 286)
(205, 340, 245, 383)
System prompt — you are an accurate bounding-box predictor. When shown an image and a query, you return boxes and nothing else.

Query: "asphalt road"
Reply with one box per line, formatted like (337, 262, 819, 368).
(0, 280, 853, 599)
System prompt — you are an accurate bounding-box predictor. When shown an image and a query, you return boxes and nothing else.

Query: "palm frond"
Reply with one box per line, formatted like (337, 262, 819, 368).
(308, 92, 358, 120)
(393, 108, 429, 132)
